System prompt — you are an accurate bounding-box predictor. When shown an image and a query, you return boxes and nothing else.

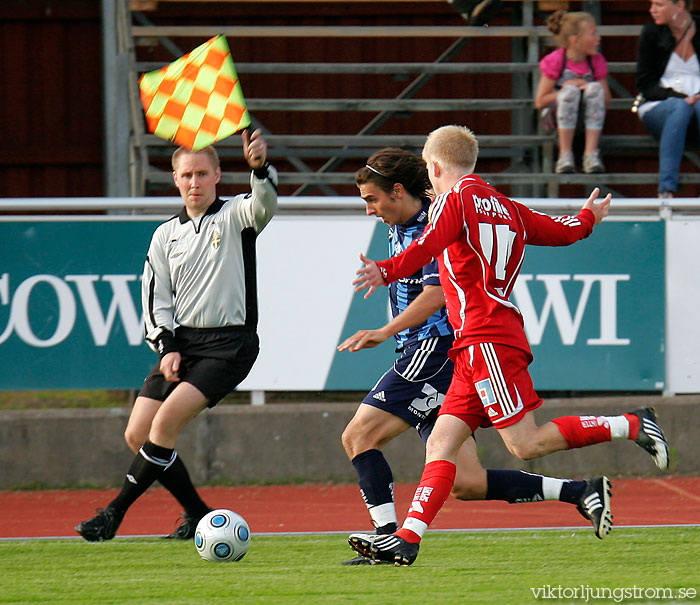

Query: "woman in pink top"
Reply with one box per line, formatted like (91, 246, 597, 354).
(535, 11, 611, 174)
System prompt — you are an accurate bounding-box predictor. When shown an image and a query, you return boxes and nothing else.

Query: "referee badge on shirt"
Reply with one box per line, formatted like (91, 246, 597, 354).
(212, 230, 221, 249)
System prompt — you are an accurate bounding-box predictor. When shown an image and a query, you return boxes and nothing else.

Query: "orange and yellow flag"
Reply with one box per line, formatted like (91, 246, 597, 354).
(138, 35, 250, 150)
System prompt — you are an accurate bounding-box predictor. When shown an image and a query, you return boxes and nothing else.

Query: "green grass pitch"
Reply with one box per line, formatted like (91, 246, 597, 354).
(1, 528, 698, 604)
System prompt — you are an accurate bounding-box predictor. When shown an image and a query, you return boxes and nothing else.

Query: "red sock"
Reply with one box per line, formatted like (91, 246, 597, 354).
(625, 413, 640, 440)
(553, 413, 642, 448)
(552, 415, 613, 448)
(396, 460, 456, 544)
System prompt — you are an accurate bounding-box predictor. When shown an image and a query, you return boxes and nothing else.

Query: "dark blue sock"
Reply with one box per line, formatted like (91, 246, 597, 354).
(486, 469, 545, 503)
(486, 470, 586, 503)
(352, 449, 394, 508)
(559, 479, 586, 504)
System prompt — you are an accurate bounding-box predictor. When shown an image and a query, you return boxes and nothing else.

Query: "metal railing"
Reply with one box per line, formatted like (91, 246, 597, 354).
(2, 196, 699, 220)
(131, 24, 642, 39)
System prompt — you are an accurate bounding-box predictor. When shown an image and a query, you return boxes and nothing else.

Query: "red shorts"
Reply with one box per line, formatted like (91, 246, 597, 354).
(439, 343, 542, 433)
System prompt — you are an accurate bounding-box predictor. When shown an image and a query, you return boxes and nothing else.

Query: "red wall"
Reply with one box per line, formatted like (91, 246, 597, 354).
(0, 0, 104, 197)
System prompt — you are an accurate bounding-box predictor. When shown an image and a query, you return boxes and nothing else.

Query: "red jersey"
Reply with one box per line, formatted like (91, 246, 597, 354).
(376, 175, 595, 358)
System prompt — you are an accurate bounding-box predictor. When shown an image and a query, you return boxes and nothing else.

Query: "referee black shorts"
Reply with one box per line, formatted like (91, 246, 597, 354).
(138, 326, 260, 407)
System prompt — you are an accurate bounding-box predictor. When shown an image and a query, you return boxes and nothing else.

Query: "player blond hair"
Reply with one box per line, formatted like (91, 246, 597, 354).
(422, 125, 479, 174)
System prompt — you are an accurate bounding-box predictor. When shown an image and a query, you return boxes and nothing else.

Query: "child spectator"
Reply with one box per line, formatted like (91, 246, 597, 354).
(535, 10, 611, 174)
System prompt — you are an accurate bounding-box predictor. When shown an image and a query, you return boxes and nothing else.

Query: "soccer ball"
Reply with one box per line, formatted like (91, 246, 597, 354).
(194, 509, 251, 562)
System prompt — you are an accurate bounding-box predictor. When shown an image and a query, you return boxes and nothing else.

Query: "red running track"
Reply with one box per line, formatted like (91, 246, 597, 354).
(1, 478, 698, 539)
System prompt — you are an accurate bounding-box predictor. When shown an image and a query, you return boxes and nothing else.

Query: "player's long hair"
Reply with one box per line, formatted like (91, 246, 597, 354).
(355, 148, 431, 198)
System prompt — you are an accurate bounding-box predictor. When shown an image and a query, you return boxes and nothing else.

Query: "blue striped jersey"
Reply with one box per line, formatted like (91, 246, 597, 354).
(389, 200, 453, 350)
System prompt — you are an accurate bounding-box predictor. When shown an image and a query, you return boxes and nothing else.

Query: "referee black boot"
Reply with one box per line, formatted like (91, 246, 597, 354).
(164, 509, 212, 540)
(75, 506, 124, 542)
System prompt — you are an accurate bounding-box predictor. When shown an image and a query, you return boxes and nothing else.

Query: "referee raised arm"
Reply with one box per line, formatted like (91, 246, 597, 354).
(76, 129, 278, 542)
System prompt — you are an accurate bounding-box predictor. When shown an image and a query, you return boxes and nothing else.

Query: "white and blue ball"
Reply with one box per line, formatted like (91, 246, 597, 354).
(194, 509, 251, 562)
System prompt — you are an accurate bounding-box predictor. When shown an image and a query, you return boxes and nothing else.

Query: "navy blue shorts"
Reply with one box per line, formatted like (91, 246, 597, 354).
(362, 336, 454, 443)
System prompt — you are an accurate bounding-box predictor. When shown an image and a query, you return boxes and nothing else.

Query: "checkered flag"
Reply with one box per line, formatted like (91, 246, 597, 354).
(138, 35, 250, 150)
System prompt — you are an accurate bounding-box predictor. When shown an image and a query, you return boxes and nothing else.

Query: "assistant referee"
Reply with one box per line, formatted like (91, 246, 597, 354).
(76, 128, 277, 542)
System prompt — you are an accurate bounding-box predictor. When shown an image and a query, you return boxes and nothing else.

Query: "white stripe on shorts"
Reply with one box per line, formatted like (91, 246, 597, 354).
(479, 343, 517, 416)
(401, 337, 438, 381)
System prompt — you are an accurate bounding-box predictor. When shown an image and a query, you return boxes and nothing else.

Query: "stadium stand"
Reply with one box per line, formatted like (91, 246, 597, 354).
(101, 0, 700, 199)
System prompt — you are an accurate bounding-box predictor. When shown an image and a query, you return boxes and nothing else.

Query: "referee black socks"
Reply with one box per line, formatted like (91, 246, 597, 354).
(158, 454, 211, 519)
(109, 440, 176, 514)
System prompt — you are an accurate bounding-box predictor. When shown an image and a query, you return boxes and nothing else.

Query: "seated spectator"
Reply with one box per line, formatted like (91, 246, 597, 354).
(535, 10, 611, 174)
(635, 0, 700, 198)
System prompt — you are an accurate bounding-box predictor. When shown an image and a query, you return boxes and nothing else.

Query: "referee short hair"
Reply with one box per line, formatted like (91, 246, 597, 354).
(172, 146, 220, 171)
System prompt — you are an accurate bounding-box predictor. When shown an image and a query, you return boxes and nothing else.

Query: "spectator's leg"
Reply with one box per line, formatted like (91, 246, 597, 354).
(581, 82, 606, 173)
(556, 85, 582, 153)
(554, 85, 580, 172)
(642, 98, 692, 195)
(583, 82, 606, 155)
(691, 101, 700, 150)
(583, 129, 602, 156)
(557, 128, 576, 156)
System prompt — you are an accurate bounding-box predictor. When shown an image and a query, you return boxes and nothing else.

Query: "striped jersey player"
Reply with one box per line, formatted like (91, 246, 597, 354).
(388, 205, 452, 352)
(363, 199, 453, 433)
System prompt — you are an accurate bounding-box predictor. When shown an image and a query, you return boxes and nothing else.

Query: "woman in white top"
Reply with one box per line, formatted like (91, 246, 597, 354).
(636, 0, 700, 197)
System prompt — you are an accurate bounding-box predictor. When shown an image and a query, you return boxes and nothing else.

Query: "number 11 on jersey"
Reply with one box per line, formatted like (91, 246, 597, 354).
(478, 222, 517, 281)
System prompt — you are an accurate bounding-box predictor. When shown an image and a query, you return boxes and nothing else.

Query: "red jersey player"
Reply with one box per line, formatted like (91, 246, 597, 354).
(347, 124, 670, 566)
